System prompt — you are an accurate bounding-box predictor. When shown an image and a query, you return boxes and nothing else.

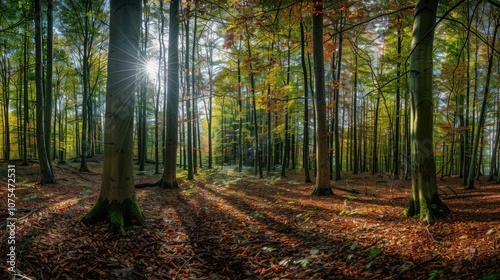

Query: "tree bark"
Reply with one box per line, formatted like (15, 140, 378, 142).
(184, 17, 194, 180)
(82, 0, 144, 233)
(311, 1, 332, 196)
(406, 0, 449, 224)
(300, 22, 312, 183)
(34, 0, 56, 184)
(160, 0, 180, 188)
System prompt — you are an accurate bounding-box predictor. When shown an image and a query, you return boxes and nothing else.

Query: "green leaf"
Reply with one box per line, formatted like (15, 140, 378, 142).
(250, 212, 264, 219)
(368, 248, 382, 259)
(294, 257, 312, 267)
(309, 248, 320, 255)
(350, 243, 358, 250)
(482, 273, 500, 280)
(366, 261, 373, 269)
(22, 194, 38, 201)
(346, 254, 354, 261)
(427, 269, 443, 280)
(262, 246, 276, 253)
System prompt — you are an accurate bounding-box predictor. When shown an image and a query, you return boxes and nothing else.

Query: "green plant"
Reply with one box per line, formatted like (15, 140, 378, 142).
(428, 269, 443, 280)
(365, 247, 383, 269)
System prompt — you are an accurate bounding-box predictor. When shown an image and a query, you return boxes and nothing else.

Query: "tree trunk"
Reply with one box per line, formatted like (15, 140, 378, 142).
(281, 30, 292, 178)
(138, 4, 149, 173)
(246, 36, 263, 178)
(34, 0, 55, 184)
(394, 15, 402, 179)
(490, 99, 500, 181)
(237, 58, 243, 172)
(466, 22, 498, 189)
(46, 0, 54, 168)
(192, 9, 199, 174)
(184, 17, 194, 180)
(333, 10, 343, 181)
(406, 0, 449, 224)
(352, 45, 358, 175)
(1, 40, 10, 161)
(300, 22, 312, 183)
(22, 15, 29, 166)
(82, 0, 144, 233)
(371, 95, 380, 175)
(154, 0, 164, 174)
(160, 0, 180, 188)
(311, 1, 332, 196)
(79, 0, 91, 172)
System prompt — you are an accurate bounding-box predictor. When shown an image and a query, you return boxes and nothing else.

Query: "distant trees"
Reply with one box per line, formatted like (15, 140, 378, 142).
(1, 0, 500, 217)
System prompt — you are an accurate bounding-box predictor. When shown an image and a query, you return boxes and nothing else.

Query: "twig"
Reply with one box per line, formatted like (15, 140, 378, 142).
(440, 185, 458, 197)
(332, 186, 360, 194)
(172, 256, 193, 280)
(424, 226, 443, 244)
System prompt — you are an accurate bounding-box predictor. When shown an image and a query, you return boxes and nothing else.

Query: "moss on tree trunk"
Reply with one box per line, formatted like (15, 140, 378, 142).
(82, 196, 144, 234)
(406, 193, 450, 224)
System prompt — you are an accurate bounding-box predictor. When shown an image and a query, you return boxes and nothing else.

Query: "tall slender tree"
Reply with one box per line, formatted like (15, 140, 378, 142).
(34, 0, 55, 184)
(82, 0, 144, 233)
(300, 21, 312, 183)
(160, 0, 180, 188)
(406, 0, 449, 223)
(311, 1, 332, 196)
(466, 12, 498, 189)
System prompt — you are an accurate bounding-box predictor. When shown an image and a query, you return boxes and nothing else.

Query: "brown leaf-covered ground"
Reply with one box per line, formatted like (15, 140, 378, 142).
(1, 160, 499, 279)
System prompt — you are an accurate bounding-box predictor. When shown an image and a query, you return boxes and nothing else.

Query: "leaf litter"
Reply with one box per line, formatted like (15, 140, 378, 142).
(0, 163, 499, 279)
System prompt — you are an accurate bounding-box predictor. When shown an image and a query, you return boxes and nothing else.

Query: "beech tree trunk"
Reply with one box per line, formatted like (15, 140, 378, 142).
(82, 0, 144, 233)
(300, 22, 312, 183)
(406, 0, 449, 224)
(311, 1, 332, 196)
(160, 0, 180, 188)
(34, 0, 55, 184)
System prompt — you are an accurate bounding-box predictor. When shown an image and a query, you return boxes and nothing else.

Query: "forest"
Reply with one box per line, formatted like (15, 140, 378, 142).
(1, 0, 500, 279)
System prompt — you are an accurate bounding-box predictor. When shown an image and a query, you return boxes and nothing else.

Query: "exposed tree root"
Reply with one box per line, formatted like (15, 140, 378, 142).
(311, 186, 333, 196)
(82, 197, 144, 234)
(406, 193, 450, 224)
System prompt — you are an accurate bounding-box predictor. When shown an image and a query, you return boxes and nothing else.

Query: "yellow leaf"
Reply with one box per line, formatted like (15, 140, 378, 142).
(459, 235, 468, 240)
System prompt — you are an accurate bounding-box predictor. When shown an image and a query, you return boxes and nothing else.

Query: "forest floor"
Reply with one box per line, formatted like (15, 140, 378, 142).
(1, 160, 499, 280)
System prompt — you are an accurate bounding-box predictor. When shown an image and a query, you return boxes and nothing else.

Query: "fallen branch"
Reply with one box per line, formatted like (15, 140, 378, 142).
(332, 186, 360, 194)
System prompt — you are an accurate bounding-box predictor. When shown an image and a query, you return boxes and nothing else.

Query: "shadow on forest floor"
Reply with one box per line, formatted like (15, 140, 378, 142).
(0, 161, 499, 279)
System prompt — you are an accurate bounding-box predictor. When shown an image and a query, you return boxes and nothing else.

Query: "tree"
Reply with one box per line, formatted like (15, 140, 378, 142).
(59, 0, 106, 172)
(466, 9, 498, 189)
(311, 1, 332, 196)
(34, 0, 56, 184)
(160, 0, 180, 189)
(406, 0, 449, 224)
(82, 0, 144, 233)
(300, 21, 312, 183)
